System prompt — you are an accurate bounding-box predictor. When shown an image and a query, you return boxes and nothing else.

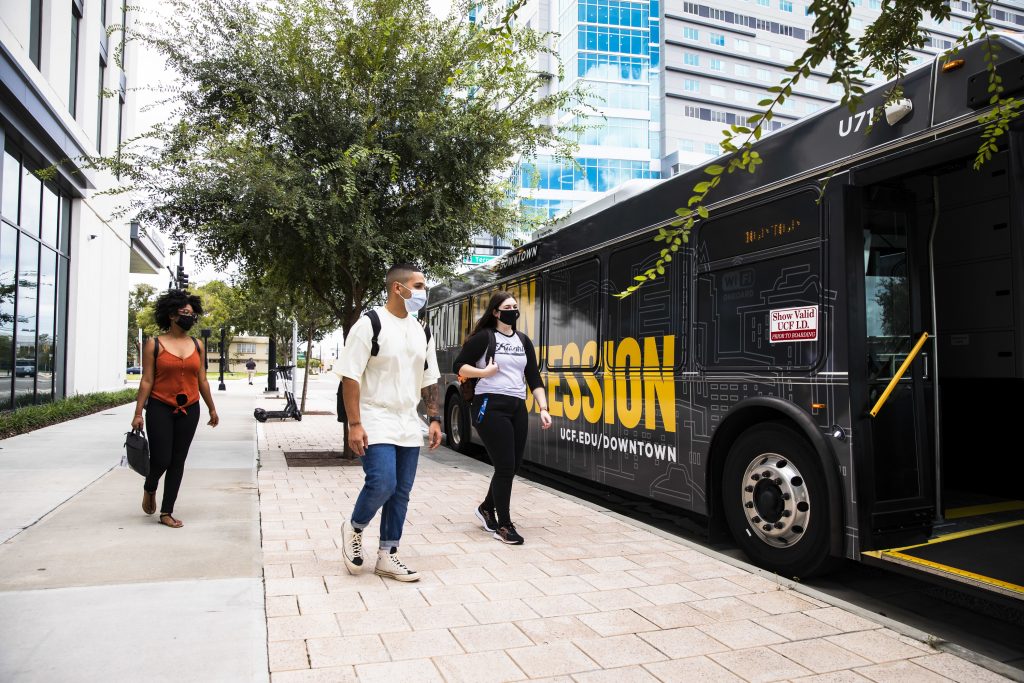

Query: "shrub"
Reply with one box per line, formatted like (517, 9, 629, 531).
(0, 388, 138, 439)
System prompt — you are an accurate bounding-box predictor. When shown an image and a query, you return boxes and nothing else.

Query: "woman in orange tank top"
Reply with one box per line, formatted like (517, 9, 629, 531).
(131, 289, 219, 528)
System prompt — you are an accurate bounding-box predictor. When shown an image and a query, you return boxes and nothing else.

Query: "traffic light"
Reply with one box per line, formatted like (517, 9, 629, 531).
(176, 266, 189, 290)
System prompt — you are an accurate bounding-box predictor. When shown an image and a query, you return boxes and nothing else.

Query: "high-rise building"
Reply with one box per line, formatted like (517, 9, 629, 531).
(661, 0, 1024, 175)
(1, 1, 164, 407)
(511, 0, 663, 229)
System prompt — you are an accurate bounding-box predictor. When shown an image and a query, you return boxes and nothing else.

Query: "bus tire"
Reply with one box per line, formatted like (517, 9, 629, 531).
(722, 422, 834, 579)
(445, 393, 472, 454)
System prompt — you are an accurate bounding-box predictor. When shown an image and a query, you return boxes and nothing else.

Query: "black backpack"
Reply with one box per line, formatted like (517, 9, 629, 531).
(459, 328, 497, 403)
(336, 310, 432, 423)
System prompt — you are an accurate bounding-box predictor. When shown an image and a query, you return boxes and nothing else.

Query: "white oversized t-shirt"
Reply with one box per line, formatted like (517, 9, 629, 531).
(337, 307, 440, 447)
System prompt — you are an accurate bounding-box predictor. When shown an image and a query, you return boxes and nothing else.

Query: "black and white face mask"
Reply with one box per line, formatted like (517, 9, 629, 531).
(497, 309, 520, 326)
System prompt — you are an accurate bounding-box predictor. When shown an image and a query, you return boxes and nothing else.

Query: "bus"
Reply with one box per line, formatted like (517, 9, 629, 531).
(424, 36, 1024, 600)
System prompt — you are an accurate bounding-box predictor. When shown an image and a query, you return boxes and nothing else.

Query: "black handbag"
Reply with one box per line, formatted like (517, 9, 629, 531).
(123, 429, 150, 477)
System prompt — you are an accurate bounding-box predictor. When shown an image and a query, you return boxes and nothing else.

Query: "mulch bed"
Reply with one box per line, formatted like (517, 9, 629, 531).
(283, 450, 360, 467)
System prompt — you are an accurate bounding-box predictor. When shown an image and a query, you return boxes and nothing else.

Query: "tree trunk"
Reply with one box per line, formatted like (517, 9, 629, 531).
(300, 324, 313, 413)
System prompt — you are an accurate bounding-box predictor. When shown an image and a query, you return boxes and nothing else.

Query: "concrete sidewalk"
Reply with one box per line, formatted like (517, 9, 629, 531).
(257, 378, 1016, 683)
(0, 379, 267, 682)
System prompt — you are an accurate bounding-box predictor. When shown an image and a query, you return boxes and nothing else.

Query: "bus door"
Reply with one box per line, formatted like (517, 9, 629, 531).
(847, 184, 936, 548)
(850, 145, 1024, 599)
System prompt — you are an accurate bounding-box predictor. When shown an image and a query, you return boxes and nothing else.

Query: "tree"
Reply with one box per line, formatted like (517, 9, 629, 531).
(128, 284, 158, 357)
(116, 0, 584, 334)
(616, 0, 1023, 298)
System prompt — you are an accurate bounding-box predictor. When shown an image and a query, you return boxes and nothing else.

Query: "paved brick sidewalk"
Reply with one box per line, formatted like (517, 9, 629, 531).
(258, 416, 1010, 683)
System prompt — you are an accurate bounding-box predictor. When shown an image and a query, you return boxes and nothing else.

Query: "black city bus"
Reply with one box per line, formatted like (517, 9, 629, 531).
(423, 36, 1024, 599)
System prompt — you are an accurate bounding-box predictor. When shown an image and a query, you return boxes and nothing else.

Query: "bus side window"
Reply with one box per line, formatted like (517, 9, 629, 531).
(608, 240, 684, 371)
(547, 260, 601, 370)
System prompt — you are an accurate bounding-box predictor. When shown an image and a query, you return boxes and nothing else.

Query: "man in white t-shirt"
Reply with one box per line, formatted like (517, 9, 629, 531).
(337, 263, 441, 582)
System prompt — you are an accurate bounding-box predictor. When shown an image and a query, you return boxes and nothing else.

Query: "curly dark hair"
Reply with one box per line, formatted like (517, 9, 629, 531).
(154, 289, 204, 330)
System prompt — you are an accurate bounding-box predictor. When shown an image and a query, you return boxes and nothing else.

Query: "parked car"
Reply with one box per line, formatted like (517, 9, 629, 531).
(126, 366, 142, 375)
(15, 360, 35, 377)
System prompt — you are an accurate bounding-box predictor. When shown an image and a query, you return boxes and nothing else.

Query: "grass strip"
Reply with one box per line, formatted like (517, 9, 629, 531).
(0, 388, 138, 440)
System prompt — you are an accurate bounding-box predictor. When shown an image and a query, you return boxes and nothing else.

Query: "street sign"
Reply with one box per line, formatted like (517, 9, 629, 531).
(462, 254, 497, 265)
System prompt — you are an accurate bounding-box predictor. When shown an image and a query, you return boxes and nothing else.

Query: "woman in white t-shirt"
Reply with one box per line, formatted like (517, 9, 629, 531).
(454, 291, 552, 544)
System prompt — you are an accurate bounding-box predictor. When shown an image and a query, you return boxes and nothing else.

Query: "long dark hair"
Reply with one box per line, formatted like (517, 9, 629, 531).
(470, 291, 515, 337)
(154, 289, 203, 330)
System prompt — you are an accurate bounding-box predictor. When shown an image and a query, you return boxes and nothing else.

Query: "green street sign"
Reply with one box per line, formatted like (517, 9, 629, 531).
(462, 254, 497, 265)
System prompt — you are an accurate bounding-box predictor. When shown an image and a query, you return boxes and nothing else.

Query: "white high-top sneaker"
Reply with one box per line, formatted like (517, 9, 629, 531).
(341, 520, 364, 574)
(374, 547, 419, 582)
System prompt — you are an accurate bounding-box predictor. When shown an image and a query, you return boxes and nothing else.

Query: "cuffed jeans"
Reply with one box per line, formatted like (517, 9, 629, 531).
(350, 444, 420, 549)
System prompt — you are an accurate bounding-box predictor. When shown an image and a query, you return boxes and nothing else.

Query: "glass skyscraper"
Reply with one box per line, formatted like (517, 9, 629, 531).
(516, 0, 662, 225)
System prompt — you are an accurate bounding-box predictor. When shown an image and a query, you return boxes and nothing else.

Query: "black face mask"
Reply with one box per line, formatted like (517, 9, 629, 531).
(175, 314, 197, 331)
(497, 309, 520, 326)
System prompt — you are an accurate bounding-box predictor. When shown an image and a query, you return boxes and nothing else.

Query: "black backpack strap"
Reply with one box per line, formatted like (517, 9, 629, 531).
(485, 328, 497, 363)
(366, 310, 381, 357)
(192, 337, 200, 354)
(153, 336, 160, 361)
(422, 322, 431, 371)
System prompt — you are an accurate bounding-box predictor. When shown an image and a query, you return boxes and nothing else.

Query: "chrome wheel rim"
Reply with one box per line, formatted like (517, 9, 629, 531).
(740, 453, 810, 548)
(448, 402, 462, 446)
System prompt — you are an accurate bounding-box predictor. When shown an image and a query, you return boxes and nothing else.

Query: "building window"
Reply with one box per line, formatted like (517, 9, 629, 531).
(735, 89, 751, 102)
(97, 59, 106, 150)
(684, 27, 699, 40)
(709, 84, 725, 98)
(69, 2, 82, 117)
(709, 57, 723, 71)
(704, 142, 720, 155)
(806, 79, 819, 91)
(684, 52, 699, 66)
(756, 43, 771, 57)
(683, 78, 700, 93)
(237, 342, 257, 354)
(0, 144, 70, 408)
(780, 0, 794, 11)
(678, 138, 694, 152)
(735, 64, 750, 78)
(757, 68, 771, 82)
(757, 0, 769, 5)
(735, 39, 750, 53)
(779, 48, 794, 63)
(710, 32, 725, 46)
(29, 0, 43, 68)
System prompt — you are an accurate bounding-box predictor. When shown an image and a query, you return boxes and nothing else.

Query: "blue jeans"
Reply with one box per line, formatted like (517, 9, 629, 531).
(350, 444, 420, 549)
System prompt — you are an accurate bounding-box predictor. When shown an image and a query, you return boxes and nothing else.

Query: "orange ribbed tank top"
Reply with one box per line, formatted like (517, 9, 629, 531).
(150, 337, 202, 413)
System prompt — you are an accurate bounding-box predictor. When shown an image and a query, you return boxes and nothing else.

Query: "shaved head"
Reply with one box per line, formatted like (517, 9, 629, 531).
(386, 263, 422, 288)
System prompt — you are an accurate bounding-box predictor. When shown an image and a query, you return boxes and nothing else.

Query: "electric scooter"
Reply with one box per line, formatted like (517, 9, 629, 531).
(253, 365, 303, 422)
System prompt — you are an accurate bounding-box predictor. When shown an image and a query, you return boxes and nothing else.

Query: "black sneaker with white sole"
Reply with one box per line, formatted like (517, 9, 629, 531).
(493, 523, 524, 545)
(475, 505, 498, 533)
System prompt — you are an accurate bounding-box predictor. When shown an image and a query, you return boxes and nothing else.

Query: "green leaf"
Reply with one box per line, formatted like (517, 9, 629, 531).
(706, 164, 724, 175)
(694, 181, 711, 193)
(697, 206, 709, 219)
(633, 275, 648, 282)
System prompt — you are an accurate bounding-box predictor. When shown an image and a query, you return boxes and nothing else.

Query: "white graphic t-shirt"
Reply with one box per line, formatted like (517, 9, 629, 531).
(474, 330, 528, 398)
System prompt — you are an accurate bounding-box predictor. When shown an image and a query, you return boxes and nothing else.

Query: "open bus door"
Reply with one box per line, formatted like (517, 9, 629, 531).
(848, 140, 1024, 601)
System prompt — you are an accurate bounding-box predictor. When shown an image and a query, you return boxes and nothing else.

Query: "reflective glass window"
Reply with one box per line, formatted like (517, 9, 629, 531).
(546, 260, 601, 370)
(41, 184, 59, 246)
(37, 248, 56, 403)
(20, 165, 41, 237)
(15, 238, 38, 406)
(2, 150, 19, 221)
(0, 223, 15, 408)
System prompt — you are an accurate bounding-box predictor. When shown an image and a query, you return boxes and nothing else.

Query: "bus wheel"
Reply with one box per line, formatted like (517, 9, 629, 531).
(723, 423, 833, 579)
(445, 394, 472, 454)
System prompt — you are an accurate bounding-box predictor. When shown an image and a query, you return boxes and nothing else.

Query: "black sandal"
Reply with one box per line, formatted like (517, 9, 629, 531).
(159, 513, 183, 528)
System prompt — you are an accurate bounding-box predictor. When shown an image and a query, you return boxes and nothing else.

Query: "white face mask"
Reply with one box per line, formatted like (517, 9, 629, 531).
(398, 283, 427, 313)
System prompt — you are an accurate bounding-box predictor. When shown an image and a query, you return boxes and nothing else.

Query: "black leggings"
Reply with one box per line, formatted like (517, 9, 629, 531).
(473, 393, 528, 528)
(144, 400, 200, 514)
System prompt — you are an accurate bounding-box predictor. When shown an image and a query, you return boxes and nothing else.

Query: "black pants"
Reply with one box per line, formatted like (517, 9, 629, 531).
(144, 400, 200, 514)
(473, 393, 528, 527)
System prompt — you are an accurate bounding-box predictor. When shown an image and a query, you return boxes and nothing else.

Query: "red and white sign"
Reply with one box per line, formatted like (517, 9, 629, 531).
(770, 306, 818, 343)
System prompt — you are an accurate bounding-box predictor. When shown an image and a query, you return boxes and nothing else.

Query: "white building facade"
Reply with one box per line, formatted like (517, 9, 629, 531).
(0, 0, 161, 408)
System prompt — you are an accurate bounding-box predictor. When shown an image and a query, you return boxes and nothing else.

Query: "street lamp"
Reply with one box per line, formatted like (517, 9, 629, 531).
(218, 327, 226, 391)
(200, 328, 211, 370)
